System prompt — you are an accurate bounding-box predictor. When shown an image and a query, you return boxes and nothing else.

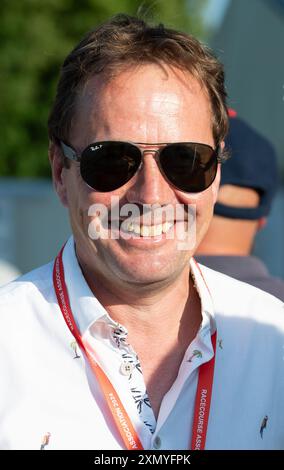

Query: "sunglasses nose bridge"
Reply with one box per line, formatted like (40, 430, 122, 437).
(126, 146, 175, 205)
(133, 146, 165, 182)
(135, 147, 172, 186)
(137, 147, 161, 171)
(141, 147, 160, 157)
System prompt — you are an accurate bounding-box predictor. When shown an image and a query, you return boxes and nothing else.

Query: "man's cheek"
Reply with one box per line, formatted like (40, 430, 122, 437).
(87, 203, 110, 241)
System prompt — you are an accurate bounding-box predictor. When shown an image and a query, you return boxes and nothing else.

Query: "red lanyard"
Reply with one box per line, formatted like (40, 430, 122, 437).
(53, 245, 216, 450)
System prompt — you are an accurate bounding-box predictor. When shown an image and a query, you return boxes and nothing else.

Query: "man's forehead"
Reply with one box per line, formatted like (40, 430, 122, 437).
(71, 64, 213, 146)
(78, 65, 205, 109)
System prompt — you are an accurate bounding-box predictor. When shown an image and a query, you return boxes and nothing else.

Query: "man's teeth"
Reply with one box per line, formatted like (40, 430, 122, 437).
(124, 222, 174, 236)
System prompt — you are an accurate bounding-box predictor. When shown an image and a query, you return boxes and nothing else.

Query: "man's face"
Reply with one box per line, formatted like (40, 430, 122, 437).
(51, 64, 221, 287)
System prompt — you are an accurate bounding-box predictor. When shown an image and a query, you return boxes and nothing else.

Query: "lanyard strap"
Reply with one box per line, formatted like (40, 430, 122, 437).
(53, 245, 216, 450)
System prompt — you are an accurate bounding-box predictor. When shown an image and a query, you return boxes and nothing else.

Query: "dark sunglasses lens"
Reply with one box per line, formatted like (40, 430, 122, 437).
(160, 143, 218, 192)
(80, 142, 141, 191)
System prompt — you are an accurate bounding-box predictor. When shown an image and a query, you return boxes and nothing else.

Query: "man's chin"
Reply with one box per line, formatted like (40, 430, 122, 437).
(108, 254, 190, 288)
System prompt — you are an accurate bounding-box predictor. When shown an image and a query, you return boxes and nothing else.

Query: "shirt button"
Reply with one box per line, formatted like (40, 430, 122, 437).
(120, 362, 134, 376)
(153, 436, 161, 449)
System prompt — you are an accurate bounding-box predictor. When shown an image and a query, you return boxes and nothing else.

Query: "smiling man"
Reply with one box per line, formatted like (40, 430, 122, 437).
(0, 14, 284, 450)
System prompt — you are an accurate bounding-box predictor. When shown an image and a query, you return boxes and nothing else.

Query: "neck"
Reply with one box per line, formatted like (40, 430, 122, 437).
(77, 253, 202, 350)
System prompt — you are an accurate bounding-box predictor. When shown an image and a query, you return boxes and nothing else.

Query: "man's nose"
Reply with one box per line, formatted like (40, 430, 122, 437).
(125, 151, 174, 205)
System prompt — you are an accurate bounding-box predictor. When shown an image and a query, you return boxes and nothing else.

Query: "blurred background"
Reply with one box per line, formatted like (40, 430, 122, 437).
(0, 0, 283, 282)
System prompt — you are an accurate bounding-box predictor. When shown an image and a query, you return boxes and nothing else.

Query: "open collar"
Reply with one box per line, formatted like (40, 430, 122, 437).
(61, 237, 216, 338)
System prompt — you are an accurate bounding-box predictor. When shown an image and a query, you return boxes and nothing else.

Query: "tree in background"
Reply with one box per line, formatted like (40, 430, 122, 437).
(0, 0, 208, 178)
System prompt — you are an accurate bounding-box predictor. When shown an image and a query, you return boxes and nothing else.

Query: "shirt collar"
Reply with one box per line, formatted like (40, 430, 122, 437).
(190, 257, 217, 336)
(61, 236, 216, 337)
(62, 236, 110, 334)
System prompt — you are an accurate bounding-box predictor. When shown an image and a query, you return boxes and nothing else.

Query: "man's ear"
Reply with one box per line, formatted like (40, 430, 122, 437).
(212, 140, 224, 203)
(48, 141, 68, 207)
(212, 164, 221, 203)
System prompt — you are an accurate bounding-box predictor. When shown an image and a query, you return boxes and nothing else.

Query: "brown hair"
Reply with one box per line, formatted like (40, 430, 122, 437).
(48, 13, 228, 152)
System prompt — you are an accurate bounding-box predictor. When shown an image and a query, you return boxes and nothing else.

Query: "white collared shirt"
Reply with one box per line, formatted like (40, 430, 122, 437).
(0, 237, 284, 450)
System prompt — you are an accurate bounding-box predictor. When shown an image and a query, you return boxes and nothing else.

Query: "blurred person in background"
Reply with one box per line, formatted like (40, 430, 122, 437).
(196, 110, 284, 301)
(0, 15, 284, 451)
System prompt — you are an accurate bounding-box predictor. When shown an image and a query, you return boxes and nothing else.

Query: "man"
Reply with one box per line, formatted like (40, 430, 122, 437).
(0, 14, 283, 450)
(196, 111, 284, 301)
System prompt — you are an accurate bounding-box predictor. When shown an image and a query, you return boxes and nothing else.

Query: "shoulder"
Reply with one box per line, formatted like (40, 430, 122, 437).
(197, 262, 284, 326)
(0, 259, 73, 364)
(249, 276, 284, 303)
(0, 261, 55, 324)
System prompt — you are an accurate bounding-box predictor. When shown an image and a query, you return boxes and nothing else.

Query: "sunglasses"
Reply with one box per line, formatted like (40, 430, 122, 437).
(60, 140, 222, 193)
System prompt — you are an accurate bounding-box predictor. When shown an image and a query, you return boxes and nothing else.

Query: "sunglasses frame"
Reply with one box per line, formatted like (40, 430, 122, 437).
(60, 140, 223, 193)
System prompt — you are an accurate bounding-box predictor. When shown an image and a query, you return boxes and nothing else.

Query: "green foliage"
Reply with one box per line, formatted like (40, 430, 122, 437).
(0, 0, 208, 177)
